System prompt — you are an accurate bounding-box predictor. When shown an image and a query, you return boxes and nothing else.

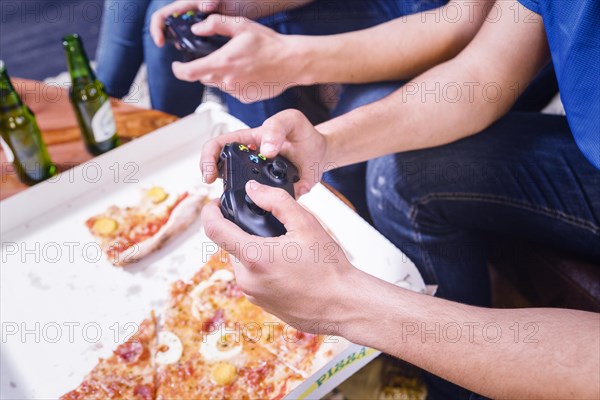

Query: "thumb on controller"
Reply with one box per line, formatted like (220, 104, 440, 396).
(191, 14, 247, 38)
(245, 181, 310, 233)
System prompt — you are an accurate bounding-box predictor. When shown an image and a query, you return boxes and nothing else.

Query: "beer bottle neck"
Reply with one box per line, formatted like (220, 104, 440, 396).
(0, 61, 24, 113)
(63, 35, 96, 85)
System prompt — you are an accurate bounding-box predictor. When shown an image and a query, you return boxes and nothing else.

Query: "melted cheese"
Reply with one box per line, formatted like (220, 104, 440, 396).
(199, 331, 242, 362)
(156, 331, 183, 365)
(190, 270, 235, 319)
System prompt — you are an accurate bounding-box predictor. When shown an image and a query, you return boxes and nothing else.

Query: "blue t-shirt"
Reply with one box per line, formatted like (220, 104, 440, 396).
(518, 0, 600, 169)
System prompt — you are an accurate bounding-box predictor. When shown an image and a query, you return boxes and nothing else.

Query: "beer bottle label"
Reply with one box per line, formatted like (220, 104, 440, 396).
(91, 101, 117, 143)
(0, 137, 15, 163)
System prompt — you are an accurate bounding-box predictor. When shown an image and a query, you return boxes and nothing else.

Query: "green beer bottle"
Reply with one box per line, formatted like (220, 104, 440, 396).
(0, 60, 57, 185)
(62, 34, 119, 156)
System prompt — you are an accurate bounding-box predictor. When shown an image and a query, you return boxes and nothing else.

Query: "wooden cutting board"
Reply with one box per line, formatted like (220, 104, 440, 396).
(0, 78, 178, 200)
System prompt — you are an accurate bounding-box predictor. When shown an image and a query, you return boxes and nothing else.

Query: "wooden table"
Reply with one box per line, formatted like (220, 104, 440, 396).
(0, 79, 178, 200)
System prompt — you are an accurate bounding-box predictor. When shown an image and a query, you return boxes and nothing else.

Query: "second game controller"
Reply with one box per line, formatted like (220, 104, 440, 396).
(218, 143, 300, 237)
(164, 11, 230, 60)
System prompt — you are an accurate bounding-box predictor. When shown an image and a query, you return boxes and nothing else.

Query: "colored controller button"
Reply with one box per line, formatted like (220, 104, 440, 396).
(258, 153, 267, 161)
(249, 155, 260, 164)
(238, 144, 249, 152)
(247, 144, 257, 151)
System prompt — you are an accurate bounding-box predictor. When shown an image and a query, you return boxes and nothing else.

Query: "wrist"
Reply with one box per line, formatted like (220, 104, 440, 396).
(285, 35, 318, 86)
(333, 268, 419, 349)
(324, 266, 360, 338)
(329, 268, 384, 343)
(320, 127, 343, 171)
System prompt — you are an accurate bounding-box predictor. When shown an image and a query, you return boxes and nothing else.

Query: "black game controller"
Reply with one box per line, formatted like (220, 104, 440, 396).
(218, 143, 300, 237)
(164, 11, 230, 60)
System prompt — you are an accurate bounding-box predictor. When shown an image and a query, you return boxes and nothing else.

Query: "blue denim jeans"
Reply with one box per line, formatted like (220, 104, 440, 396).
(96, 0, 205, 117)
(368, 112, 600, 304)
(366, 112, 600, 399)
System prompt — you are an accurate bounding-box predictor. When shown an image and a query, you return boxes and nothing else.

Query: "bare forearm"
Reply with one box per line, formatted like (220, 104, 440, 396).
(294, 0, 493, 85)
(318, 59, 515, 168)
(337, 270, 600, 399)
(316, 0, 550, 169)
(216, 0, 314, 18)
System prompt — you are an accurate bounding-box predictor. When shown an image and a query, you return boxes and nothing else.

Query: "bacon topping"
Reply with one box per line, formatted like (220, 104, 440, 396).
(133, 384, 153, 400)
(203, 309, 225, 332)
(224, 281, 243, 299)
(115, 341, 144, 364)
(243, 362, 270, 386)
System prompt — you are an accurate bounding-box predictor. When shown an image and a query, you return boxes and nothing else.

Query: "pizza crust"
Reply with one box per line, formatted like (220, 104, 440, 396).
(60, 313, 158, 400)
(310, 336, 351, 376)
(112, 189, 209, 266)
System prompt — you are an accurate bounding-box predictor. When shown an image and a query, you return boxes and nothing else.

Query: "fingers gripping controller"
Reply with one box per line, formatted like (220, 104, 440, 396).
(218, 143, 300, 237)
(164, 11, 229, 60)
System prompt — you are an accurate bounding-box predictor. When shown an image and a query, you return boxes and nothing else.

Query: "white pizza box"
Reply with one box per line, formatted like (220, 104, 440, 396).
(0, 102, 426, 399)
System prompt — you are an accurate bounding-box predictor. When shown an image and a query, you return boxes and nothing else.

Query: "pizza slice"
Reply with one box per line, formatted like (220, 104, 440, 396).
(61, 313, 157, 400)
(85, 186, 208, 266)
(155, 251, 346, 398)
(190, 267, 329, 377)
(155, 252, 305, 399)
(185, 251, 347, 378)
(248, 316, 348, 379)
(156, 325, 304, 400)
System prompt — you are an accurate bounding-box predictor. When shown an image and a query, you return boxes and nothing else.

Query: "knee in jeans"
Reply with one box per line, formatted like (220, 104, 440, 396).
(366, 155, 415, 230)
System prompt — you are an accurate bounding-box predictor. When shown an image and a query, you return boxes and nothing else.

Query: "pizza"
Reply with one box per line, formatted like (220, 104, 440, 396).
(61, 313, 157, 400)
(63, 251, 347, 399)
(85, 186, 208, 266)
(181, 254, 332, 377)
(155, 252, 305, 399)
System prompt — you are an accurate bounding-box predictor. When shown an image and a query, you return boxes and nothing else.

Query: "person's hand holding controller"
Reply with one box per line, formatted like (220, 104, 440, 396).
(201, 179, 356, 334)
(200, 109, 333, 197)
(150, 1, 219, 48)
(150, 1, 314, 102)
(170, 15, 308, 102)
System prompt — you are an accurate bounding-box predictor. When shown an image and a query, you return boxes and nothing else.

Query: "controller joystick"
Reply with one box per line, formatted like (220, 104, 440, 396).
(164, 11, 230, 60)
(269, 159, 288, 179)
(218, 142, 299, 237)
